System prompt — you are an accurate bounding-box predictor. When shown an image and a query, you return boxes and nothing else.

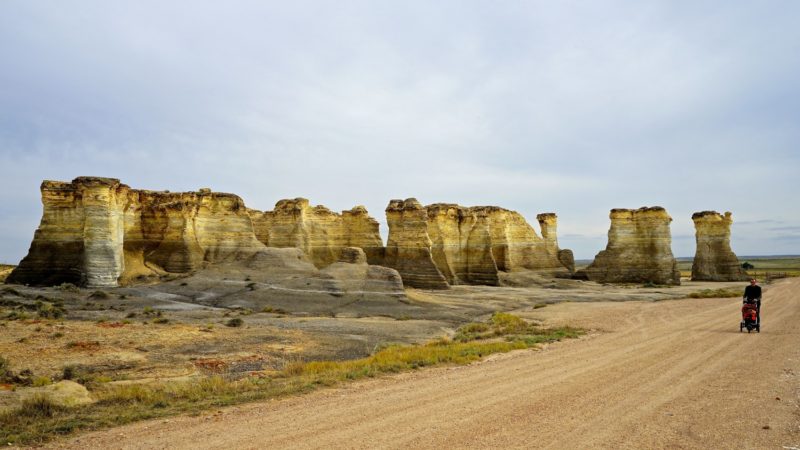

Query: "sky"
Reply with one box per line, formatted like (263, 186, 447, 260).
(1, 1, 799, 263)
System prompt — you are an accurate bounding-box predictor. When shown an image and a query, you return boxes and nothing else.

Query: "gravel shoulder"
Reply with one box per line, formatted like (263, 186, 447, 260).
(43, 278, 800, 449)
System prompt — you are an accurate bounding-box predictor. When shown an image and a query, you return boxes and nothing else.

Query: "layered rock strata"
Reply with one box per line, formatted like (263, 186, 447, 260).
(9, 178, 575, 291)
(9, 178, 267, 287)
(247, 199, 384, 268)
(384, 199, 450, 289)
(585, 207, 680, 285)
(384, 199, 572, 289)
(691, 211, 746, 281)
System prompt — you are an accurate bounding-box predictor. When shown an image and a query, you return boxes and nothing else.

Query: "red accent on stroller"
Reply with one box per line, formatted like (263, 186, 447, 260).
(740, 303, 760, 333)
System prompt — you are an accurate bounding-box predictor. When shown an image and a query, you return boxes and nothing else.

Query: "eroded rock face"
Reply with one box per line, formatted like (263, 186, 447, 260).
(384, 199, 450, 289)
(585, 207, 680, 285)
(9, 178, 267, 287)
(247, 199, 384, 268)
(426, 204, 498, 286)
(384, 199, 572, 289)
(9, 178, 574, 292)
(321, 247, 405, 296)
(691, 211, 746, 281)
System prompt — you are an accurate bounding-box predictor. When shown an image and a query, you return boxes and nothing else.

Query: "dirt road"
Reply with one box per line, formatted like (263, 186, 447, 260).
(47, 279, 800, 449)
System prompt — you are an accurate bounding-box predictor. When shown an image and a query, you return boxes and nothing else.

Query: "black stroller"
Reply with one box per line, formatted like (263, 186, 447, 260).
(740, 301, 760, 333)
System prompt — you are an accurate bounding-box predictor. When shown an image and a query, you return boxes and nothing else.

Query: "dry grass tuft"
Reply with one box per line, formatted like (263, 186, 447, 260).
(687, 288, 742, 299)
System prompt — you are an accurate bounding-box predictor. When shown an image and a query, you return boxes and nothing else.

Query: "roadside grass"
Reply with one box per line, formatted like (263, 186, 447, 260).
(0, 313, 582, 446)
(686, 288, 742, 299)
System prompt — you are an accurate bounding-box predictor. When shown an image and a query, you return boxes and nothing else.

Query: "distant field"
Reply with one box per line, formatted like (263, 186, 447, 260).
(676, 256, 800, 279)
(578, 256, 800, 279)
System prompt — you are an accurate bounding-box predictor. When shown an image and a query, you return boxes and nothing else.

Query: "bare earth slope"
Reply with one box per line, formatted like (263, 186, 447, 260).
(46, 279, 800, 449)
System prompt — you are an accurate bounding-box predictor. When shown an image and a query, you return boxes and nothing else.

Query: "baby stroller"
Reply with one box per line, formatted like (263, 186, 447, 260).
(740, 301, 760, 333)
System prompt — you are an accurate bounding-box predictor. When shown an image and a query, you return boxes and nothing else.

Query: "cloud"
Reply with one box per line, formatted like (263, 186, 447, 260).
(1, 1, 799, 262)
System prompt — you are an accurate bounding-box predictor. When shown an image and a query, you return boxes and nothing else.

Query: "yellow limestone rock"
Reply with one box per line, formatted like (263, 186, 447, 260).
(11, 178, 271, 287)
(384, 199, 450, 289)
(691, 211, 747, 281)
(585, 207, 680, 285)
(426, 204, 498, 285)
(9, 178, 124, 287)
(384, 200, 572, 289)
(538, 213, 575, 273)
(247, 199, 384, 268)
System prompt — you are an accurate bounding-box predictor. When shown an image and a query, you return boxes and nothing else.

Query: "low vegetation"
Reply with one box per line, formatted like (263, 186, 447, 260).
(686, 288, 742, 299)
(225, 317, 244, 328)
(0, 264, 15, 283)
(0, 313, 582, 445)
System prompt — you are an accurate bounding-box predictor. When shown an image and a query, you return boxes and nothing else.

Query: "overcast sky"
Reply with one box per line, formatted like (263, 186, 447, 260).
(1, 1, 798, 263)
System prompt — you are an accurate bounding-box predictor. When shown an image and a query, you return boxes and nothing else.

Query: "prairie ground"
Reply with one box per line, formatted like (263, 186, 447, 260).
(36, 276, 800, 449)
(0, 260, 795, 447)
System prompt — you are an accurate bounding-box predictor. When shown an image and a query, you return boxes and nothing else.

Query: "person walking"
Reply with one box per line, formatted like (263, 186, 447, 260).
(743, 278, 762, 324)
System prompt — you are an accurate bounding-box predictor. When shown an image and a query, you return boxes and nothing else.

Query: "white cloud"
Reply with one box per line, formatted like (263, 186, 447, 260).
(1, 0, 798, 261)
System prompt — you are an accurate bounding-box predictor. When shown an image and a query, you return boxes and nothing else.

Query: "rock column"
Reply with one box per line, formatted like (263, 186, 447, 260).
(691, 211, 746, 281)
(585, 207, 680, 285)
(384, 199, 449, 289)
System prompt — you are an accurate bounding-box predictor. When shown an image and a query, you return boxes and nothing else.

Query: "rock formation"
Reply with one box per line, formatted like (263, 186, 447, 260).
(247, 199, 384, 268)
(9, 178, 575, 291)
(383, 199, 450, 289)
(383, 199, 573, 289)
(8, 178, 386, 288)
(321, 247, 405, 296)
(584, 207, 680, 285)
(691, 211, 747, 281)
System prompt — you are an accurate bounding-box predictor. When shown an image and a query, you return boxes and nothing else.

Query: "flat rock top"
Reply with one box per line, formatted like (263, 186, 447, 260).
(610, 206, 666, 214)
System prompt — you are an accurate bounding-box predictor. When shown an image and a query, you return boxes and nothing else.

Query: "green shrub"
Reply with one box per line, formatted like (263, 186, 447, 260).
(0, 356, 10, 381)
(61, 365, 77, 381)
(88, 290, 110, 300)
(225, 318, 243, 328)
(16, 394, 61, 418)
(32, 376, 52, 387)
(5, 310, 29, 321)
(491, 312, 529, 334)
(58, 283, 79, 293)
(35, 301, 65, 319)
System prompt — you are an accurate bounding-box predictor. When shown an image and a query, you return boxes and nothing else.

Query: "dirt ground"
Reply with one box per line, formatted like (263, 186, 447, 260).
(35, 277, 800, 449)
(0, 267, 744, 390)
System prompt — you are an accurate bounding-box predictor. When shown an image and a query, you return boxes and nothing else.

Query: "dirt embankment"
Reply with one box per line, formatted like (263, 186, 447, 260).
(45, 278, 800, 449)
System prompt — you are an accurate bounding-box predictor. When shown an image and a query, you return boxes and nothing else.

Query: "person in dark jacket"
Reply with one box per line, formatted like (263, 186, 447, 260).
(743, 278, 762, 323)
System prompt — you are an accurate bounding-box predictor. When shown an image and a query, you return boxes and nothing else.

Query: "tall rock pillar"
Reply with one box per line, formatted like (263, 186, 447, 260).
(79, 177, 126, 287)
(585, 207, 680, 285)
(691, 211, 747, 281)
